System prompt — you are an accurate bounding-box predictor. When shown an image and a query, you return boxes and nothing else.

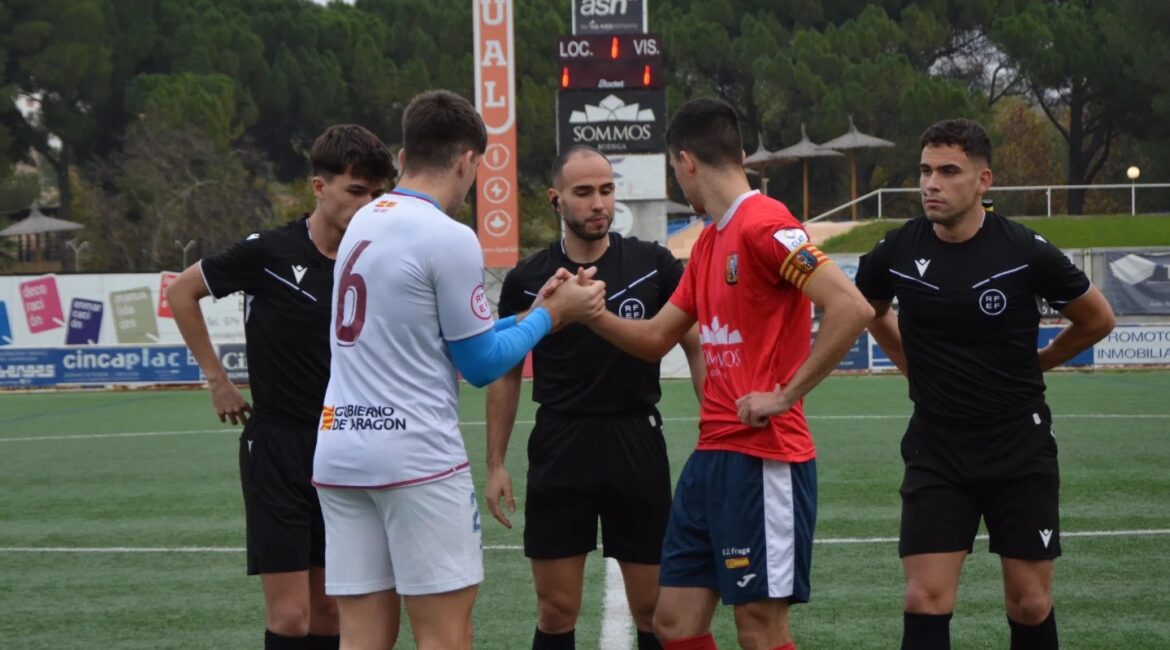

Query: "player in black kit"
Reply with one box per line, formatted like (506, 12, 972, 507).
(485, 145, 705, 650)
(168, 125, 393, 650)
(854, 118, 1115, 650)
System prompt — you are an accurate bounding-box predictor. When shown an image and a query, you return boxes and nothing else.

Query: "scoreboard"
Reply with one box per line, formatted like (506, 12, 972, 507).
(557, 34, 663, 90)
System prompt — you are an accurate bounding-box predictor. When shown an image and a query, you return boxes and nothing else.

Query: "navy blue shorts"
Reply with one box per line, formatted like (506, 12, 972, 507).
(659, 450, 817, 605)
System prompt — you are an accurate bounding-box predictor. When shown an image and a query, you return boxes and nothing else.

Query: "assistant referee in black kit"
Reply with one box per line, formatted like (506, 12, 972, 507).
(855, 118, 1115, 650)
(168, 125, 393, 650)
(485, 145, 705, 650)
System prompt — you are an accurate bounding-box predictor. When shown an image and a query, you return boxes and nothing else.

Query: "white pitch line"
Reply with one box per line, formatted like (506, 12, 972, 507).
(0, 544, 526, 553)
(455, 413, 1170, 426)
(0, 428, 234, 443)
(6, 413, 1166, 444)
(600, 558, 634, 650)
(4, 530, 1168, 555)
(814, 529, 1170, 544)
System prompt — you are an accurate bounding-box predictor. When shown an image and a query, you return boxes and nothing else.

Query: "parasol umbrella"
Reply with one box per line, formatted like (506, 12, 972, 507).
(0, 204, 84, 265)
(742, 135, 797, 195)
(0, 204, 84, 236)
(821, 115, 895, 220)
(773, 124, 842, 220)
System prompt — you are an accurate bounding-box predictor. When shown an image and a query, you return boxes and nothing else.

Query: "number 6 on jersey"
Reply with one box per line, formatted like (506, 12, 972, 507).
(335, 240, 372, 346)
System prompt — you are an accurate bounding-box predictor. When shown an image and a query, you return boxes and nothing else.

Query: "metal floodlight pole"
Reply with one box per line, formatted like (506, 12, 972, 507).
(175, 239, 196, 268)
(1127, 166, 1141, 215)
(65, 238, 90, 271)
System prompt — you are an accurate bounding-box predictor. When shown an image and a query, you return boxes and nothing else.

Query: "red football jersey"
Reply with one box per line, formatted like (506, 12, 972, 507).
(671, 192, 829, 462)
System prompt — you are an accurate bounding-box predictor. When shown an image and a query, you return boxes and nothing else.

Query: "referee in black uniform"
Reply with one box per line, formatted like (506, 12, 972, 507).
(854, 118, 1115, 650)
(168, 125, 393, 650)
(485, 145, 704, 650)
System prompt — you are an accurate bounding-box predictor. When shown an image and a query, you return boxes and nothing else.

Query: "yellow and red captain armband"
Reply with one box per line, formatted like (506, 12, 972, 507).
(780, 242, 831, 290)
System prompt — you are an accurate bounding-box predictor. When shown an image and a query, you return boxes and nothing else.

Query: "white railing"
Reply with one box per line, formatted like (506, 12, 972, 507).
(809, 183, 1170, 222)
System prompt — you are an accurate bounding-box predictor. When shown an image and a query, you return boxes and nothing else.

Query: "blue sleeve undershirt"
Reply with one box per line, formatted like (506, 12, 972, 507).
(447, 307, 551, 388)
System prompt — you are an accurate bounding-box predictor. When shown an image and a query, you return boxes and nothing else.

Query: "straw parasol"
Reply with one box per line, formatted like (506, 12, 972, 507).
(742, 135, 797, 195)
(0, 204, 84, 236)
(821, 116, 895, 220)
(773, 124, 842, 220)
(0, 204, 84, 266)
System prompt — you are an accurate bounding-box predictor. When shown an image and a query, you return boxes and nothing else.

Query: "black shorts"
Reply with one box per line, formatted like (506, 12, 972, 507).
(899, 405, 1061, 560)
(239, 415, 325, 575)
(524, 407, 671, 564)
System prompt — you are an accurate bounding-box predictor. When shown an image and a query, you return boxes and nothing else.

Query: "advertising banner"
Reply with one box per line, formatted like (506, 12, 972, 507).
(557, 89, 666, 154)
(611, 154, 665, 200)
(834, 332, 870, 371)
(19, 275, 64, 334)
(65, 298, 104, 345)
(572, 0, 647, 35)
(1093, 325, 1170, 366)
(1102, 251, 1170, 315)
(217, 342, 249, 383)
(0, 273, 244, 347)
(110, 287, 160, 343)
(0, 345, 201, 388)
(474, 0, 520, 267)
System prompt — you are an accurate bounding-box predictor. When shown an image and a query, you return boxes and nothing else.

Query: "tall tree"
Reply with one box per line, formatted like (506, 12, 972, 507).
(992, 0, 1164, 213)
(0, 0, 115, 220)
(76, 116, 274, 272)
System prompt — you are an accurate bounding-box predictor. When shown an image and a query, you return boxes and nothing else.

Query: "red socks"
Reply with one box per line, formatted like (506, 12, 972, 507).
(662, 633, 717, 650)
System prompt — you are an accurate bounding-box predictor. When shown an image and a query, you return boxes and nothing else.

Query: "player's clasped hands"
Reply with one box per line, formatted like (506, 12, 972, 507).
(735, 383, 791, 428)
(538, 266, 607, 329)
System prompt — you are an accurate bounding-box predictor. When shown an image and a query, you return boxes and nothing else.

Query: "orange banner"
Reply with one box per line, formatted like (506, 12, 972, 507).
(473, 0, 519, 267)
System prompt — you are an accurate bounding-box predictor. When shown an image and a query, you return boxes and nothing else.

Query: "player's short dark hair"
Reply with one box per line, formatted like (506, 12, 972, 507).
(666, 97, 743, 168)
(401, 90, 488, 174)
(309, 124, 394, 182)
(920, 118, 992, 166)
(551, 145, 608, 187)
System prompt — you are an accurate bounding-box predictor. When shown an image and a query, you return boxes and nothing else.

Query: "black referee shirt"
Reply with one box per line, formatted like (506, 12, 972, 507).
(855, 212, 1090, 425)
(201, 216, 334, 424)
(498, 233, 684, 416)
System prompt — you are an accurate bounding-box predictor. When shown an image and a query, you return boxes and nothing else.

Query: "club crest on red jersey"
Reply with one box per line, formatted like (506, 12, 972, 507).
(725, 253, 739, 285)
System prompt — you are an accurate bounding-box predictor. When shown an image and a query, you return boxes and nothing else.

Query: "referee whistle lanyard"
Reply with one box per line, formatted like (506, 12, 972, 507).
(390, 188, 441, 211)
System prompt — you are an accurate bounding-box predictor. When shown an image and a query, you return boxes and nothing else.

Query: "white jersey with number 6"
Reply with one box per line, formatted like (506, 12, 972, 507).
(313, 191, 494, 489)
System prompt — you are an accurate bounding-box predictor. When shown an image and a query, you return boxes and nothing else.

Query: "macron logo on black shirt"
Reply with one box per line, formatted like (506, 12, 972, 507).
(914, 258, 931, 277)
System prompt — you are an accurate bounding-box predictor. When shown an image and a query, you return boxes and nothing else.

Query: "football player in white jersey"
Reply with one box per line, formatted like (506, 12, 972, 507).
(312, 90, 606, 650)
